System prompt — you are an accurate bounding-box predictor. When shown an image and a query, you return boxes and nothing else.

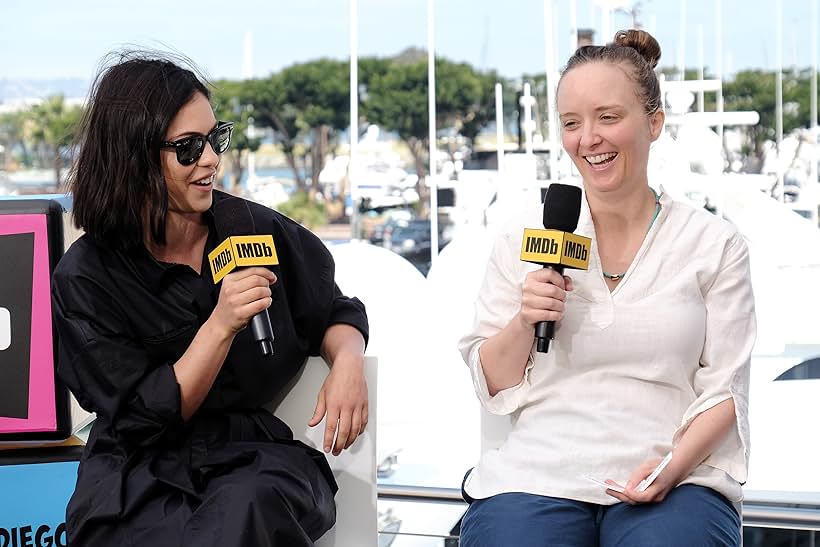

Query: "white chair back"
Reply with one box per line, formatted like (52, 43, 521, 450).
(270, 355, 378, 547)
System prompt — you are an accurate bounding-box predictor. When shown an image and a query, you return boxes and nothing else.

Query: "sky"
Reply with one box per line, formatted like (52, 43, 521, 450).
(0, 0, 817, 92)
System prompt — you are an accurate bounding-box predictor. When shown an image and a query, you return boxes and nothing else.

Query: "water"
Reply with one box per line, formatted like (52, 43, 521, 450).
(229, 166, 306, 190)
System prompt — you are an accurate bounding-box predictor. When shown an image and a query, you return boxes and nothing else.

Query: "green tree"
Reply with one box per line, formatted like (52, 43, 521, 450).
(436, 61, 490, 145)
(245, 73, 305, 189)
(27, 96, 82, 186)
(212, 79, 261, 191)
(244, 59, 350, 198)
(724, 71, 780, 169)
(364, 60, 430, 211)
(359, 57, 392, 86)
(276, 189, 326, 229)
(0, 111, 30, 169)
(279, 59, 349, 194)
(364, 56, 492, 216)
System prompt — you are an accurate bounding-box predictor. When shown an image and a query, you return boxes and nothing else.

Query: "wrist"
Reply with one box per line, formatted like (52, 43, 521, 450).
(662, 456, 690, 487)
(328, 350, 364, 369)
(515, 311, 534, 331)
(203, 316, 236, 344)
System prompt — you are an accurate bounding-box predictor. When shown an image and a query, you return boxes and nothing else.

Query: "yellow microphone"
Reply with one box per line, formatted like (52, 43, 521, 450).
(520, 184, 591, 353)
(209, 235, 279, 283)
(209, 199, 279, 356)
(520, 229, 591, 271)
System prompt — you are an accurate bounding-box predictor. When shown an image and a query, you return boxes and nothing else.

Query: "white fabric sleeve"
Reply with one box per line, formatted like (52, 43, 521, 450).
(673, 232, 756, 483)
(458, 229, 535, 415)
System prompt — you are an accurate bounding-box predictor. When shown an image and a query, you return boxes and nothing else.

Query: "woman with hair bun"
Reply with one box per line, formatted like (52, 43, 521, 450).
(459, 29, 752, 546)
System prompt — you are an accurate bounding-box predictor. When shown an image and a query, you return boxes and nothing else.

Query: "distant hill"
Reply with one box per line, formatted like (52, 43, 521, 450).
(392, 47, 427, 66)
(0, 78, 89, 102)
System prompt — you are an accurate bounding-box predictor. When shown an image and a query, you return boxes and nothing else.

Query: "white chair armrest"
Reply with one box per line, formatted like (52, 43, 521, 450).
(268, 355, 378, 547)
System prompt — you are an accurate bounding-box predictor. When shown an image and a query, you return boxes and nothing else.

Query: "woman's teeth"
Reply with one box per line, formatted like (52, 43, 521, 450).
(586, 152, 617, 165)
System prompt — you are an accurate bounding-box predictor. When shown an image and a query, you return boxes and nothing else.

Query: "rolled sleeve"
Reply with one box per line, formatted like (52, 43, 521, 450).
(471, 345, 535, 415)
(673, 233, 755, 483)
(283, 218, 369, 355)
(328, 284, 369, 347)
(459, 229, 534, 415)
(53, 274, 184, 447)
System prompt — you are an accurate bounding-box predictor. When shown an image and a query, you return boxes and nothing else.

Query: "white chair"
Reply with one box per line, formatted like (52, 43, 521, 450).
(68, 356, 379, 546)
(270, 355, 378, 547)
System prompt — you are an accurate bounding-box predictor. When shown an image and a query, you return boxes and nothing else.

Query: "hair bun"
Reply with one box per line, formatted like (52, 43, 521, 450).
(613, 29, 661, 69)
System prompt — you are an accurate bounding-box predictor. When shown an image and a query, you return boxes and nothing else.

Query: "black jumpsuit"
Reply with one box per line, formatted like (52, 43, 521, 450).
(51, 191, 369, 547)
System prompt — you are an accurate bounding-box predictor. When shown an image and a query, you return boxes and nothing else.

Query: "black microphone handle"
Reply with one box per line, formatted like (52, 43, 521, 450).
(534, 264, 565, 353)
(250, 309, 274, 356)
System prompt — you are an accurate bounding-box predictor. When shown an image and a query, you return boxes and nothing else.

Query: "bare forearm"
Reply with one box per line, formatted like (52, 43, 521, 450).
(667, 398, 737, 482)
(173, 318, 235, 421)
(320, 323, 366, 366)
(479, 312, 535, 396)
(313, 323, 368, 455)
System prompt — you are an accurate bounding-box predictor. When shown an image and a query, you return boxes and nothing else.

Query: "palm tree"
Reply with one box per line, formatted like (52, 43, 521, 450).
(29, 96, 82, 187)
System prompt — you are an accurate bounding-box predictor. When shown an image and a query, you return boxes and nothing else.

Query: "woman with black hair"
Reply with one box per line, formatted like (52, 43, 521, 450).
(52, 52, 369, 547)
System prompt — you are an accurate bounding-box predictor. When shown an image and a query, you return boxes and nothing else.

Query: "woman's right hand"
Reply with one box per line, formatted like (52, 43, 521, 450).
(518, 268, 573, 328)
(211, 267, 277, 338)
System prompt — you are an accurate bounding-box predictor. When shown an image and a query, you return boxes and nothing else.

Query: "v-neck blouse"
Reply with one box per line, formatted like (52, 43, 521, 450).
(459, 187, 756, 504)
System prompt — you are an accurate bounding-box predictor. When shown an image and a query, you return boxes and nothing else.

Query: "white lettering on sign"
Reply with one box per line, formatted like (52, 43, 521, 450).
(0, 307, 10, 351)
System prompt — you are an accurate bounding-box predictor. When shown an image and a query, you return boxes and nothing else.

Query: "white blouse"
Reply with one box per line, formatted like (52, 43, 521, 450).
(459, 188, 756, 505)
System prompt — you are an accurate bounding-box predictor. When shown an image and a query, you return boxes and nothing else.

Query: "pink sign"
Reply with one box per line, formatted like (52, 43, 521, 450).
(0, 214, 57, 433)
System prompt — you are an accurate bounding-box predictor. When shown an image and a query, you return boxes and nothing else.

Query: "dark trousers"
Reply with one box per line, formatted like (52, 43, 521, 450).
(460, 484, 741, 547)
(67, 442, 335, 547)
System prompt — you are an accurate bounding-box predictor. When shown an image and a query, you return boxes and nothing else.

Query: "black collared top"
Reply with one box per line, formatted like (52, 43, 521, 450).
(51, 191, 368, 513)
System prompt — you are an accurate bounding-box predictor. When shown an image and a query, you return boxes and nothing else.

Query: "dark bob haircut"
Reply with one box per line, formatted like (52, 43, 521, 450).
(67, 51, 210, 249)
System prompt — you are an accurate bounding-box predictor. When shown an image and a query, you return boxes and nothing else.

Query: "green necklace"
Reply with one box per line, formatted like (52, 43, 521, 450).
(602, 189, 662, 281)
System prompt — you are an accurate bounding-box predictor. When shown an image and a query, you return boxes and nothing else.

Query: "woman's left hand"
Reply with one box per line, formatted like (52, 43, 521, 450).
(308, 353, 368, 456)
(606, 457, 681, 505)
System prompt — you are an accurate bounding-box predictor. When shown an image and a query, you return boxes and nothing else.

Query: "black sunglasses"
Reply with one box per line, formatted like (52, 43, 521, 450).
(161, 121, 234, 166)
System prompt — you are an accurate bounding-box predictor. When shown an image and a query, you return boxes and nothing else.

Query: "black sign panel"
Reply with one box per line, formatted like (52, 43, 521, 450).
(0, 232, 34, 419)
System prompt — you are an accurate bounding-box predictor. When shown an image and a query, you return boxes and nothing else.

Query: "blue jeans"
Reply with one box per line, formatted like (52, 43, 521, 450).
(459, 485, 740, 547)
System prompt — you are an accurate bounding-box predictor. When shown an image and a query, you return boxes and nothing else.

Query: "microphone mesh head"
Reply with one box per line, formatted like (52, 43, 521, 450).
(543, 183, 582, 232)
(214, 197, 255, 238)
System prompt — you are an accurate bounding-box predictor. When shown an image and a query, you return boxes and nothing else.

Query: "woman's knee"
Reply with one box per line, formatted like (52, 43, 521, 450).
(460, 498, 508, 547)
(460, 493, 597, 547)
(223, 478, 310, 520)
(601, 485, 741, 547)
